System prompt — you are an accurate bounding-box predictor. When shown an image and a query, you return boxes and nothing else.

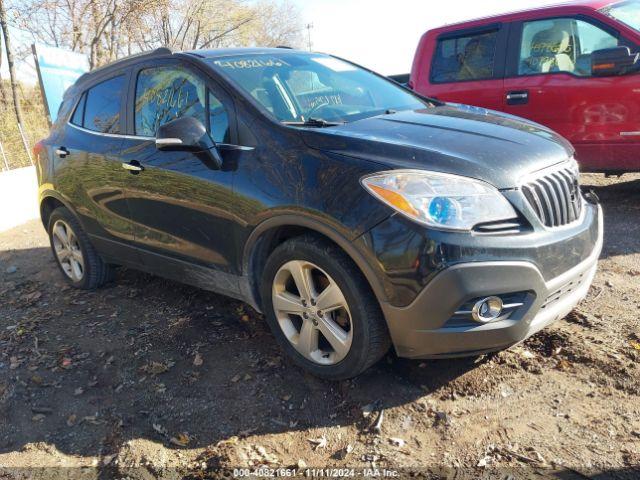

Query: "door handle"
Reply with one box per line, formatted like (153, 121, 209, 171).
(55, 147, 69, 158)
(122, 160, 144, 173)
(506, 90, 529, 105)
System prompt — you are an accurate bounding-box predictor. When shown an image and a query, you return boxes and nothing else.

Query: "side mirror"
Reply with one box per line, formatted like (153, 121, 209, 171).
(592, 46, 639, 77)
(155, 116, 223, 169)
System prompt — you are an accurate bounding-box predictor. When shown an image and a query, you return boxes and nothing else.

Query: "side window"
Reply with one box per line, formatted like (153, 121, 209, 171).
(208, 91, 230, 144)
(83, 75, 125, 134)
(135, 66, 206, 137)
(70, 93, 86, 126)
(518, 18, 620, 77)
(431, 30, 498, 83)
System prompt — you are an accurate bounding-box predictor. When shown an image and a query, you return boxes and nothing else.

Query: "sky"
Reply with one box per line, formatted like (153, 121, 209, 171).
(291, 0, 563, 74)
(2, 0, 565, 83)
(0, 27, 36, 85)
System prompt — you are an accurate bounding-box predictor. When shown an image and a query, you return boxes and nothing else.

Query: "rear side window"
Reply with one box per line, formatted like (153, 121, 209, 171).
(70, 93, 86, 127)
(431, 30, 498, 83)
(134, 66, 207, 137)
(83, 75, 125, 134)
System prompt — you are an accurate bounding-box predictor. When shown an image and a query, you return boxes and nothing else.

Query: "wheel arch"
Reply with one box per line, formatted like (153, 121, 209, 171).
(40, 194, 66, 229)
(242, 215, 388, 312)
(39, 191, 85, 230)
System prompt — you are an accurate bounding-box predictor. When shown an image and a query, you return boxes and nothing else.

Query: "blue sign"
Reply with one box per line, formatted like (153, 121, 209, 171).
(32, 44, 89, 124)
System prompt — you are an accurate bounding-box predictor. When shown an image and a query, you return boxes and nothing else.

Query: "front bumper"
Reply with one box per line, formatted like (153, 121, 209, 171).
(381, 204, 603, 358)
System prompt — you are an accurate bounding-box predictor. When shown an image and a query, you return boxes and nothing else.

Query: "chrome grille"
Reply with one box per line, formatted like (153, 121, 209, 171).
(521, 162, 582, 228)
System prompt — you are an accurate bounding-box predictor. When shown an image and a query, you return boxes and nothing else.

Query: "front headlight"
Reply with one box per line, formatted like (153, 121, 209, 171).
(361, 170, 518, 231)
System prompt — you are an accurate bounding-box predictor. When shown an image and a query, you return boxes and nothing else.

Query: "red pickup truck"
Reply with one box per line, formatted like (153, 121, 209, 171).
(408, 0, 640, 173)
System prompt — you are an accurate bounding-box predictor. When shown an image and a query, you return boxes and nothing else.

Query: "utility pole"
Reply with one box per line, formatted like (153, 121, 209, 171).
(305, 23, 313, 51)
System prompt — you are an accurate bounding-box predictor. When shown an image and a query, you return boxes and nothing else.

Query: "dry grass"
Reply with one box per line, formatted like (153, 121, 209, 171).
(0, 81, 50, 171)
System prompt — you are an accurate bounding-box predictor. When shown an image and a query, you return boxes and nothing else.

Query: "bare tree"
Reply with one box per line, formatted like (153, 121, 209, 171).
(129, 0, 304, 51)
(244, 0, 303, 48)
(0, 0, 23, 124)
(8, 0, 160, 67)
(133, 0, 258, 51)
(9, 0, 303, 69)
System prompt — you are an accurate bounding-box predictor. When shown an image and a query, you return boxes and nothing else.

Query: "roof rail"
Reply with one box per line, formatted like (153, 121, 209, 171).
(76, 47, 173, 85)
(276, 45, 293, 49)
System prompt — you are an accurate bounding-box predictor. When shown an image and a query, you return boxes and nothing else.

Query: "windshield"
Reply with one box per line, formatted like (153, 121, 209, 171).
(207, 53, 426, 124)
(601, 0, 640, 32)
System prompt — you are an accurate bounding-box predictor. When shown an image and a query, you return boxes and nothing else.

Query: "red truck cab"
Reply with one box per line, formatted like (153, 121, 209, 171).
(409, 0, 640, 173)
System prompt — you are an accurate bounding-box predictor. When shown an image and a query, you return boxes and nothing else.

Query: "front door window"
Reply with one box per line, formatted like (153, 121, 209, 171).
(518, 18, 620, 76)
(135, 66, 207, 137)
(134, 65, 230, 143)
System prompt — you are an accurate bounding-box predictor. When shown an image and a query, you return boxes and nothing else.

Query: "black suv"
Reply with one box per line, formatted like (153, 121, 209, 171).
(35, 47, 602, 379)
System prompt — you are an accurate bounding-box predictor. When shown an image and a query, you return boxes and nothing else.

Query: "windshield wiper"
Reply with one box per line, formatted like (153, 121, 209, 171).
(282, 117, 345, 128)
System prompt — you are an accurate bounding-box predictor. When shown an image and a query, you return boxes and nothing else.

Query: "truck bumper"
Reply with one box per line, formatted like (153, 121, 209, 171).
(381, 205, 603, 358)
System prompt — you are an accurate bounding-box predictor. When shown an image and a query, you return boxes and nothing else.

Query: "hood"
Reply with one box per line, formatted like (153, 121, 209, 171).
(300, 104, 575, 189)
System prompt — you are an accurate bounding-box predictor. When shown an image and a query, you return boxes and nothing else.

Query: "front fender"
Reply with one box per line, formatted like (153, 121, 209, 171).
(241, 212, 393, 310)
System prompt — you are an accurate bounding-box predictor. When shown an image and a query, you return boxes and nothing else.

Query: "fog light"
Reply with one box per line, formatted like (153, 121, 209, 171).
(471, 296, 503, 323)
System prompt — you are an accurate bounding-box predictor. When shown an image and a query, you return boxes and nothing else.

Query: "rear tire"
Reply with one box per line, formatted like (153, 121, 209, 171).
(261, 235, 390, 380)
(47, 207, 112, 290)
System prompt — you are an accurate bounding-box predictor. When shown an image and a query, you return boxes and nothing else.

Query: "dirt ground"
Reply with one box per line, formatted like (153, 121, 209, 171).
(0, 174, 638, 480)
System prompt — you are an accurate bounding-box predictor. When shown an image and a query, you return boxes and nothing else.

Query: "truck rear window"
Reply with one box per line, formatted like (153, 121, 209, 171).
(431, 30, 498, 83)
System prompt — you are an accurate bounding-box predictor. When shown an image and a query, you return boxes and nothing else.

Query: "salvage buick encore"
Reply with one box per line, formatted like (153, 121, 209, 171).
(34, 47, 603, 379)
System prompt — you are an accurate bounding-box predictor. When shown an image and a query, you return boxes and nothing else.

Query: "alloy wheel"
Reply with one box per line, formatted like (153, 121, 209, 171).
(52, 220, 85, 282)
(272, 260, 353, 365)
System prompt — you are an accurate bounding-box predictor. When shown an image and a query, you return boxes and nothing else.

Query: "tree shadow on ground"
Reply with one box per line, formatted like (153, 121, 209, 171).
(0, 243, 482, 462)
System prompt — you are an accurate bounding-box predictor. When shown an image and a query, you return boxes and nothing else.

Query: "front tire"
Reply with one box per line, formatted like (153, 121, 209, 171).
(261, 235, 390, 380)
(47, 207, 112, 290)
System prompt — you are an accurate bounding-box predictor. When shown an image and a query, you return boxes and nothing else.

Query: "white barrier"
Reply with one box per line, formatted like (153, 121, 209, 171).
(0, 166, 40, 232)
